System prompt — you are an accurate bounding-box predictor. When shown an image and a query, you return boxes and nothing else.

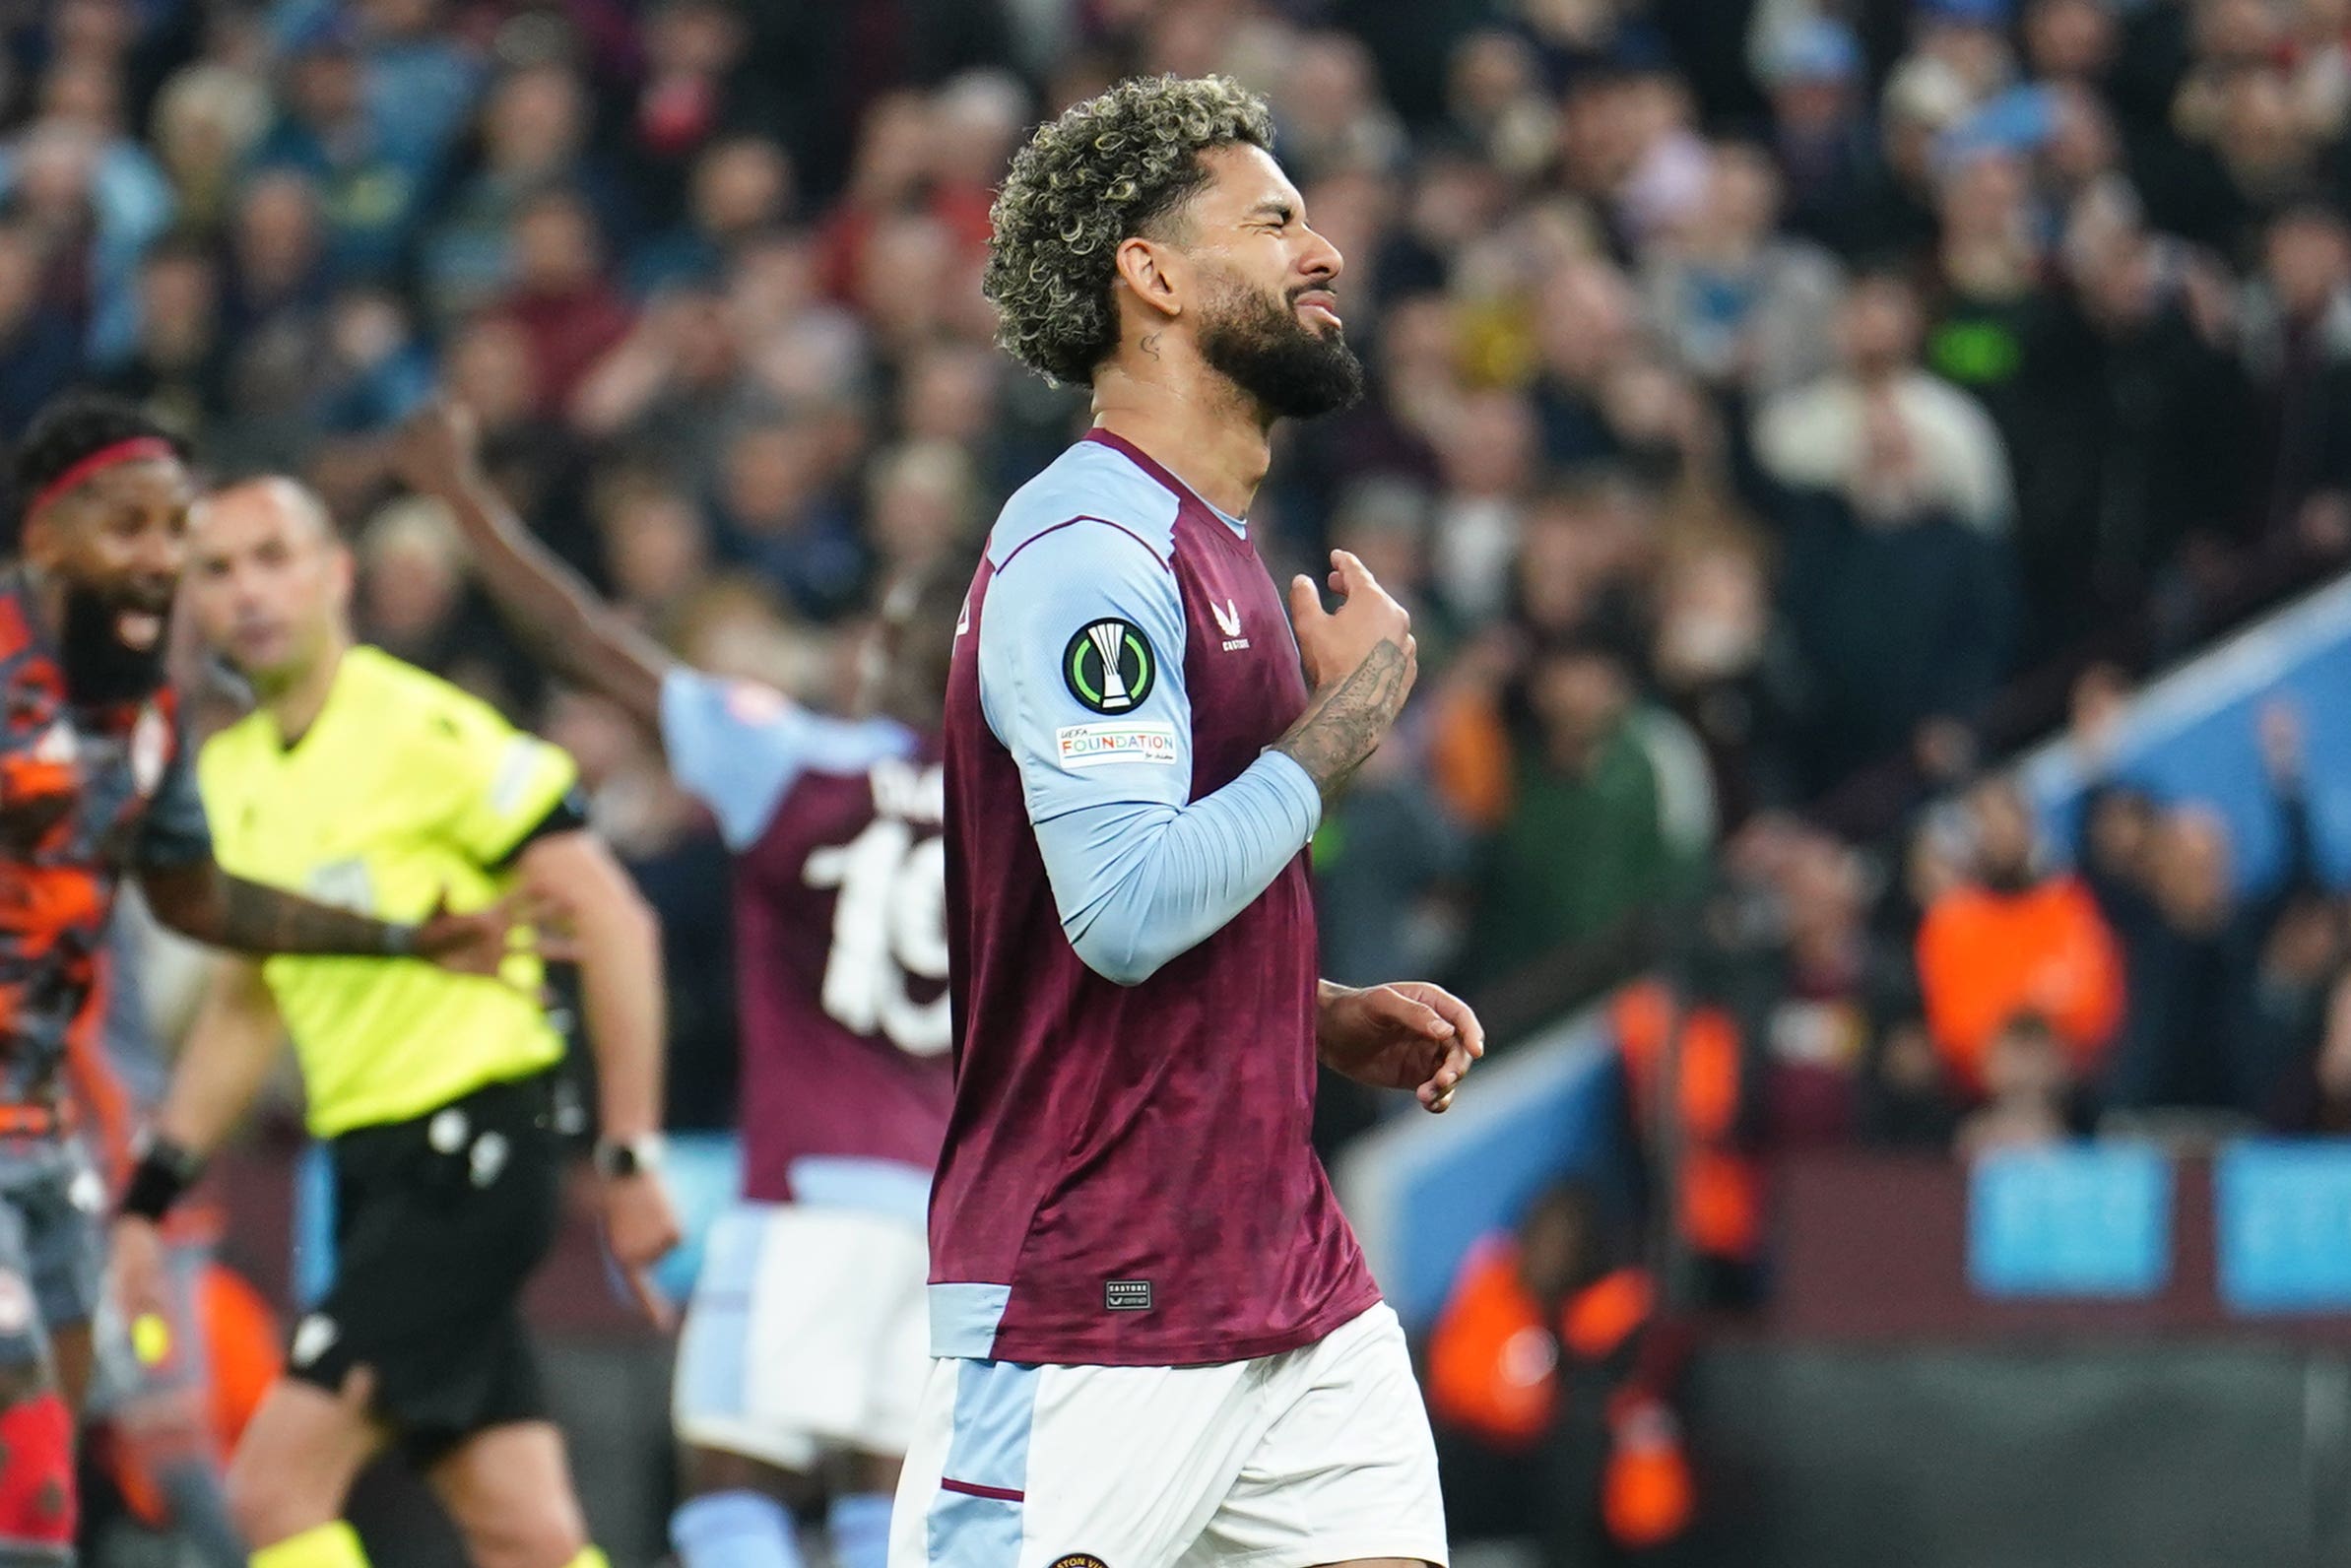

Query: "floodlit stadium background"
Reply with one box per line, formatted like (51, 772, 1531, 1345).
(41, 0, 2351, 1562)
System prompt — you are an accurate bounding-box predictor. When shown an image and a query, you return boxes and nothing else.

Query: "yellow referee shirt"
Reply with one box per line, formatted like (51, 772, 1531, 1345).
(198, 645, 580, 1137)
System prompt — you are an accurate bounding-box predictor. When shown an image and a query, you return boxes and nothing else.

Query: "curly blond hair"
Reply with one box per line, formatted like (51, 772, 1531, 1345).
(984, 75, 1275, 387)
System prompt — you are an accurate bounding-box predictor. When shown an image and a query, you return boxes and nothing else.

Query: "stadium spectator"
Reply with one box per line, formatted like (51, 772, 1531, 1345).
(1443, 29, 1556, 179)
(488, 187, 635, 420)
(102, 232, 229, 435)
(312, 284, 434, 438)
(147, 63, 273, 235)
(711, 416, 868, 621)
(2268, 968, 2351, 1134)
(627, 133, 797, 296)
(0, 121, 168, 367)
(1316, 700, 1457, 987)
(2002, 202, 2258, 657)
(218, 163, 319, 323)
(352, 493, 532, 713)
(1861, 1004, 1968, 1148)
(0, 220, 84, 438)
(349, 0, 486, 180)
(246, 20, 436, 280)
(1741, 820, 1912, 1148)
(1531, 258, 1644, 473)
(2101, 705, 2324, 1112)
(1641, 140, 1845, 396)
(1327, 475, 1453, 673)
(1757, 18, 1881, 256)
(1753, 272, 2015, 538)
(1311, 712, 1471, 1155)
(15, 55, 177, 363)
(617, 0, 752, 228)
(863, 438, 975, 579)
(2067, 662, 2161, 911)
(1915, 140, 2042, 487)
(435, 309, 585, 560)
(1647, 531, 1801, 824)
(1916, 777, 2126, 1094)
(2246, 202, 2351, 545)
(592, 472, 716, 628)
(1273, 292, 1449, 553)
(1510, 469, 1654, 656)
(2241, 885, 2347, 1109)
(570, 281, 778, 484)
(1955, 1012, 2086, 1155)
(420, 60, 610, 321)
(1431, 388, 1542, 623)
(1458, 629, 1716, 1029)
(1775, 391, 2018, 792)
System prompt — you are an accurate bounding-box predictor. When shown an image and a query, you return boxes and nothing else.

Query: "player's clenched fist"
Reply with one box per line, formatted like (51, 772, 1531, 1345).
(1286, 549, 1416, 698)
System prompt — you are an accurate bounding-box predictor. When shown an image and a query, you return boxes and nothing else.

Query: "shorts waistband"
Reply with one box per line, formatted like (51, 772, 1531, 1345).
(328, 1069, 563, 1157)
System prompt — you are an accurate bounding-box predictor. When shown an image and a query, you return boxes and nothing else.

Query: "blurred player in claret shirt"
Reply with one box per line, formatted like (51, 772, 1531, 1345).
(0, 393, 514, 1565)
(905, 75, 1482, 1568)
(393, 401, 960, 1568)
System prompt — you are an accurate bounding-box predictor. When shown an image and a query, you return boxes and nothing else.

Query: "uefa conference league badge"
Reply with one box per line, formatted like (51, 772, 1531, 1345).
(1064, 620, 1156, 714)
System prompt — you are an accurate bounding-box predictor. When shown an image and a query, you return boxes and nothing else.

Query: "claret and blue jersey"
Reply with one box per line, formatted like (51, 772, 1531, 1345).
(936, 429, 1379, 1368)
(659, 667, 954, 1221)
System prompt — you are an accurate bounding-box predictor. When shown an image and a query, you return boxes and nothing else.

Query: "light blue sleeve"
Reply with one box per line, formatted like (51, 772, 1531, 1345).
(979, 518, 1322, 986)
(659, 668, 916, 851)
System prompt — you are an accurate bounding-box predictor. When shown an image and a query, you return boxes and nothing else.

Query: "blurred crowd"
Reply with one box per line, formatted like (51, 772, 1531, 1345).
(1686, 682, 2340, 1164)
(15, 5, 2351, 1560)
(3, 0, 2349, 1156)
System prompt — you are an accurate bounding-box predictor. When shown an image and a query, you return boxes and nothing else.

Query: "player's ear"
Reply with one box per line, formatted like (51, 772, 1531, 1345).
(17, 505, 62, 573)
(1112, 235, 1184, 322)
(327, 540, 356, 613)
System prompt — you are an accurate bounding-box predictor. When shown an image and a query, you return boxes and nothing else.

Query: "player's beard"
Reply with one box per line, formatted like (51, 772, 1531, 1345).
(60, 584, 170, 709)
(1197, 274, 1365, 422)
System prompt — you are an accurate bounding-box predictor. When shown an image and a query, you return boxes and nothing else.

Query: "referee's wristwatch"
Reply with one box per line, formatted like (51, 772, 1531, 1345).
(592, 1134, 665, 1180)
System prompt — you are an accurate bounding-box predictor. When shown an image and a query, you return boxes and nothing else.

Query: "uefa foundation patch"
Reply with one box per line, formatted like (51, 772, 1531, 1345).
(1054, 722, 1179, 770)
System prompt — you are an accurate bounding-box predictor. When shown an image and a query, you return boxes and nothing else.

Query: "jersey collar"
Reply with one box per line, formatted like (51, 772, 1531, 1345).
(1082, 428, 1250, 541)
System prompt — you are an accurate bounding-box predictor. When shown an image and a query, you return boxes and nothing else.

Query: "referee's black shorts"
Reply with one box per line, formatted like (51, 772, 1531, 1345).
(289, 1070, 565, 1467)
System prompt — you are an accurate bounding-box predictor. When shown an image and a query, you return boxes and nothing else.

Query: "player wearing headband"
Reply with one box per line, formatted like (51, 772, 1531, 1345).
(0, 393, 513, 1564)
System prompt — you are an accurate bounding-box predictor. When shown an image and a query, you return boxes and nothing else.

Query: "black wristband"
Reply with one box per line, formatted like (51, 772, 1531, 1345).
(382, 922, 419, 959)
(119, 1137, 204, 1222)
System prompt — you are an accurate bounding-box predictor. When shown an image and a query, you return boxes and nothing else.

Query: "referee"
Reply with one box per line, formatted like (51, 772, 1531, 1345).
(108, 476, 680, 1568)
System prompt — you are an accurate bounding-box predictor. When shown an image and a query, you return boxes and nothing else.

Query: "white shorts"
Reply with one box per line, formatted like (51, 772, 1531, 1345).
(889, 1302, 1447, 1568)
(673, 1201, 930, 1470)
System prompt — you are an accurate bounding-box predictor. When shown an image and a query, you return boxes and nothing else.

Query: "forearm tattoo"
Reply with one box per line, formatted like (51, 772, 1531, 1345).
(1273, 639, 1412, 809)
(216, 876, 409, 957)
